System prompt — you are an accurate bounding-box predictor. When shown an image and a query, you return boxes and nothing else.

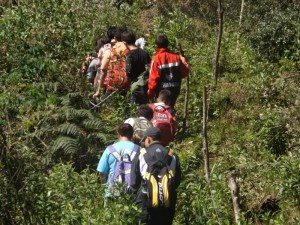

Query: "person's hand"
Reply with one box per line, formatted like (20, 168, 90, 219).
(93, 90, 100, 99)
(180, 56, 189, 67)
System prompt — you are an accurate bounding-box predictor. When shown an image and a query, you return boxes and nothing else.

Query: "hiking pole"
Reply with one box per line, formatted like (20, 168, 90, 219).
(89, 90, 118, 109)
(177, 41, 190, 133)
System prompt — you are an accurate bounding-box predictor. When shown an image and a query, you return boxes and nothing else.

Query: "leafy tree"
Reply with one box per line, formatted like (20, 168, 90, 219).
(244, 0, 300, 62)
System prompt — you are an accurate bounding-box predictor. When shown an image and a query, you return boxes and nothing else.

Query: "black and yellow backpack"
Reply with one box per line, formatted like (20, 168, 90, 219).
(141, 148, 176, 208)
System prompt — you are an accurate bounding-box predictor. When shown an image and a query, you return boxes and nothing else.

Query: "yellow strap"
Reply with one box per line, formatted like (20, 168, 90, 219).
(168, 148, 174, 157)
(140, 148, 146, 155)
(162, 174, 170, 207)
(168, 170, 174, 178)
(146, 172, 159, 208)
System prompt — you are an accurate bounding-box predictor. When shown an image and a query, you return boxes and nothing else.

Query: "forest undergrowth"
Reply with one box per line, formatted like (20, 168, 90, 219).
(0, 0, 299, 224)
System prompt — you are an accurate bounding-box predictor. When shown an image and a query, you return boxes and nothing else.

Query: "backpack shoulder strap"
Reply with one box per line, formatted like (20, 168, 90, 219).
(143, 151, 156, 167)
(153, 104, 168, 112)
(110, 47, 117, 55)
(141, 147, 171, 167)
(108, 145, 121, 161)
(132, 117, 141, 125)
(140, 148, 152, 166)
(133, 144, 140, 152)
(148, 103, 155, 110)
(122, 48, 129, 55)
(165, 148, 174, 165)
(129, 144, 140, 161)
(110, 47, 128, 57)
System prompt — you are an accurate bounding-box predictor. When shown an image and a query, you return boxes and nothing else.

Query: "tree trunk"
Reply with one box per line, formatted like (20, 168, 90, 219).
(228, 171, 242, 224)
(202, 86, 210, 181)
(182, 74, 189, 132)
(212, 0, 224, 85)
(237, 0, 245, 44)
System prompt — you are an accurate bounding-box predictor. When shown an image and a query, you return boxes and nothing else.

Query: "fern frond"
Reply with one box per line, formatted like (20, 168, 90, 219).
(60, 97, 71, 106)
(51, 136, 80, 155)
(57, 123, 81, 136)
(82, 119, 103, 130)
(59, 107, 93, 120)
(35, 127, 52, 138)
(39, 82, 59, 92)
(68, 92, 82, 98)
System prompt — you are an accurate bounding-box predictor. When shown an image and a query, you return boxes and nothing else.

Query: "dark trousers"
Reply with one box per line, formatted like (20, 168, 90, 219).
(131, 86, 149, 105)
(137, 191, 177, 225)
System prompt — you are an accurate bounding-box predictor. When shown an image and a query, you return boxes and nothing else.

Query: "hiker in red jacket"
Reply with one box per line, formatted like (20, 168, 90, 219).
(148, 33, 189, 108)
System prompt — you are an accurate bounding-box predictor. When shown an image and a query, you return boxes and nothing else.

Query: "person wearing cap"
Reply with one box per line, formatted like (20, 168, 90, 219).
(130, 127, 181, 225)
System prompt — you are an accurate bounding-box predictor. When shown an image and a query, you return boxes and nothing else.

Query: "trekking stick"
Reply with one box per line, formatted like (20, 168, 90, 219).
(202, 86, 210, 181)
(177, 42, 189, 133)
(89, 90, 118, 109)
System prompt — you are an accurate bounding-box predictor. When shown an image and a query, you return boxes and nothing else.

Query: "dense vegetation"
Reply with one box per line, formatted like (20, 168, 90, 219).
(0, 0, 299, 224)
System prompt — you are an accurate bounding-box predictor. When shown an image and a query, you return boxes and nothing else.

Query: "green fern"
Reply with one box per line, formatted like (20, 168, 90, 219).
(39, 82, 59, 92)
(59, 107, 93, 120)
(51, 136, 80, 156)
(82, 119, 103, 130)
(86, 133, 111, 143)
(57, 123, 81, 136)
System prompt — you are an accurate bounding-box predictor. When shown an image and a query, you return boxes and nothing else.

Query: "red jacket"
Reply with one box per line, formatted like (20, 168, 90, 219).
(147, 48, 189, 99)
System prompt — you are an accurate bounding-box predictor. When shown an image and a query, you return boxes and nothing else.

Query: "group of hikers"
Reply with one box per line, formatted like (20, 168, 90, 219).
(82, 26, 189, 225)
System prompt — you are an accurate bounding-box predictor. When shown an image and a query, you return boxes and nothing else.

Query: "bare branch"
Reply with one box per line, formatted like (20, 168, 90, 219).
(228, 171, 242, 224)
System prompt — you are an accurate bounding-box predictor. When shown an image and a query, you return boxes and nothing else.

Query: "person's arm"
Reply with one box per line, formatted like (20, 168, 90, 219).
(130, 152, 142, 194)
(93, 50, 110, 98)
(98, 172, 107, 184)
(179, 55, 189, 78)
(96, 148, 110, 183)
(147, 59, 160, 102)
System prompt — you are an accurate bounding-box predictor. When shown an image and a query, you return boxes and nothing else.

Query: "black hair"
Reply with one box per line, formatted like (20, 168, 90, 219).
(95, 36, 110, 52)
(155, 33, 169, 48)
(138, 104, 153, 121)
(118, 123, 134, 139)
(106, 26, 117, 41)
(148, 134, 161, 141)
(158, 89, 172, 104)
(121, 30, 136, 45)
(114, 27, 127, 42)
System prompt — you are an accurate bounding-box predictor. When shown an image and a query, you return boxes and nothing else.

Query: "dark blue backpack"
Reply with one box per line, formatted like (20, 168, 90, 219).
(108, 144, 139, 194)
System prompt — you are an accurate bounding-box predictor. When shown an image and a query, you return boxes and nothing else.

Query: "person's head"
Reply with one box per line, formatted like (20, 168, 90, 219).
(122, 30, 136, 45)
(114, 27, 127, 42)
(142, 127, 161, 147)
(157, 89, 172, 105)
(155, 33, 169, 48)
(106, 26, 117, 41)
(95, 36, 110, 53)
(138, 104, 153, 121)
(117, 123, 134, 139)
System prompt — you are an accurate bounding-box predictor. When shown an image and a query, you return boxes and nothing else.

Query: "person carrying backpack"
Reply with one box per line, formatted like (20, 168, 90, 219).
(149, 89, 176, 146)
(97, 123, 140, 197)
(130, 127, 181, 225)
(124, 104, 153, 145)
(122, 30, 151, 105)
(93, 27, 129, 99)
